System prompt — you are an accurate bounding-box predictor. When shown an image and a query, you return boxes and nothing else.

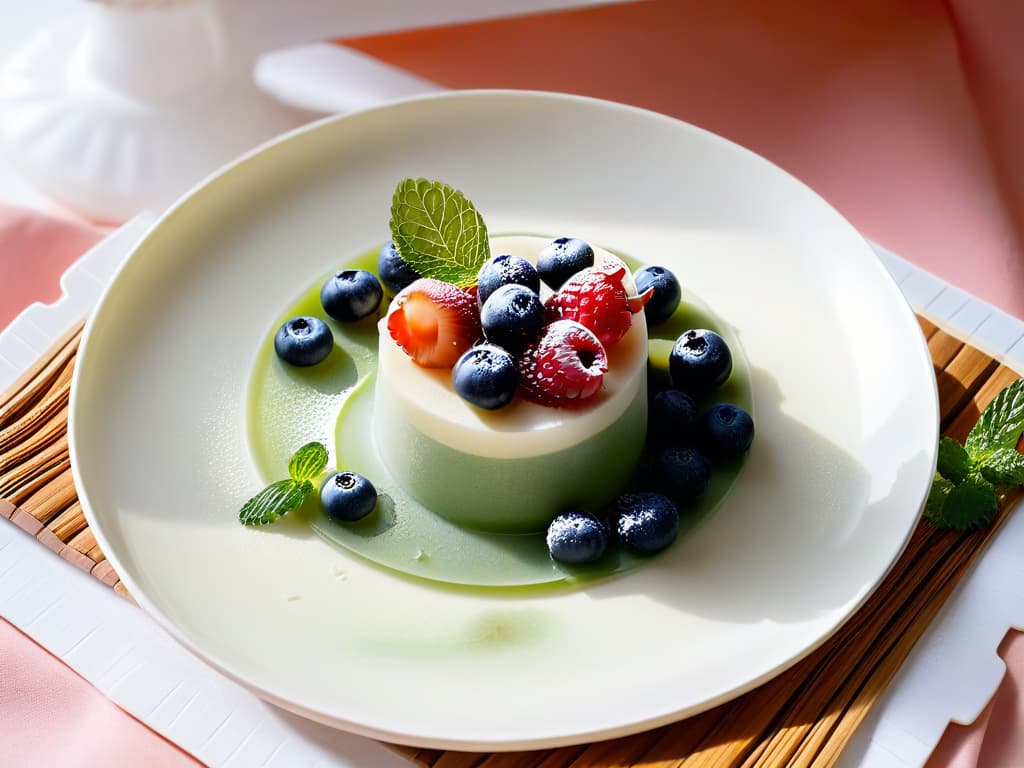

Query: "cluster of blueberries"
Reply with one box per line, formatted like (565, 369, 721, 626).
(545, 307, 756, 565)
(272, 266, 385, 368)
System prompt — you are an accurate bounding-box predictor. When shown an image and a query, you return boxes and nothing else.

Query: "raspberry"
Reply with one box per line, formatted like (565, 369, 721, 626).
(546, 264, 652, 347)
(517, 320, 608, 406)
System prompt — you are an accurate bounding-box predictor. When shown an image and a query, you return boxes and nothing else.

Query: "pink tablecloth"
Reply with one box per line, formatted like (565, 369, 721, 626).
(3, 1, 1024, 765)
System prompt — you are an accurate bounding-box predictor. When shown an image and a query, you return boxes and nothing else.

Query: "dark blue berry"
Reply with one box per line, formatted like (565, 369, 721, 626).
(274, 316, 333, 366)
(452, 344, 519, 410)
(634, 265, 681, 326)
(377, 240, 420, 295)
(320, 269, 383, 322)
(537, 237, 595, 290)
(700, 403, 755, 459)
(480, 284, 544, 354)
(546, 509, 608, 564)
(651, 446, 712, 503)
(320, 471, 377, 522)
(648, 388, 699, 445)
(477, 254, 540, 307)
(669, 329, 732, 396)
(614, 493, 679, 555)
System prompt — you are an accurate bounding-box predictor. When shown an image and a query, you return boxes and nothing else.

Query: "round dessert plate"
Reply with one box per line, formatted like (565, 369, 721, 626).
(69, 90, 938, 750)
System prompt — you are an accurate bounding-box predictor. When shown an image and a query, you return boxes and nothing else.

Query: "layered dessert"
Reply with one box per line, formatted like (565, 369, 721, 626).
(374, 236, 649, 533)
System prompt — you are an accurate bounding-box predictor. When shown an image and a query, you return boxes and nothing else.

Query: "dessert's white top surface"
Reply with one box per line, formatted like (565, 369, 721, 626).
(377, 236, 648, 458)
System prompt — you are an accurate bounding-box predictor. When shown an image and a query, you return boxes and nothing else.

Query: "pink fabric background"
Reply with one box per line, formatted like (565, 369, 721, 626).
(3, 1, 1024, 765)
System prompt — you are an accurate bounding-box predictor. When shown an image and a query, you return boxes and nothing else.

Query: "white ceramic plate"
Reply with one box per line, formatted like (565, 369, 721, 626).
(70, 91, 938, 750)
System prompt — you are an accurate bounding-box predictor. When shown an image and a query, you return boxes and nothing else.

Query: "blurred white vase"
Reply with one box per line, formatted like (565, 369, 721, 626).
(0, 0, 617, 222)
(0, 0, 315, 222)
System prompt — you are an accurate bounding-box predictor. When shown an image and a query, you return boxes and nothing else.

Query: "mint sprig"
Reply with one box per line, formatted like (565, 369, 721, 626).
(389, 178, 490, 288)
(239, 441, 328, 526)
(925, 379, 1024, 530)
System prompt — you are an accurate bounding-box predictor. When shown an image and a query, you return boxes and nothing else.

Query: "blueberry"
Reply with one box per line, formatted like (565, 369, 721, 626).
(480, 284, 544, 354)
(377, 240, 420, 295)
(320, 471, 377, 522)
(320, 269, 383, 322)
(452, 344, 519, 410)
(651, 446, 712, 503)
(274, 316, 333, 366)
(700, 403, 755, 459)
(648, 388, 699, 445)
(477, 254, 540, 307)
(634, 265, 681, 326)
(537, 237, 595, 290)
(669, 329, 732, 396)
(614, 492, 679, 555)
(546, 509, 608, 564)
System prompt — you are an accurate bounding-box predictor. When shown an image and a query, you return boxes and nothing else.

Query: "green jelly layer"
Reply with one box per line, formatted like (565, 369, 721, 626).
(373, 378, 647, 534)
(246, 243, 752, 588)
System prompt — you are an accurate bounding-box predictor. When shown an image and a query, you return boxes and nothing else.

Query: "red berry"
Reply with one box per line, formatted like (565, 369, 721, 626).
(546, 264, 653, 347)
(518, 320, 608, 406)
(386, 278, 481, 368)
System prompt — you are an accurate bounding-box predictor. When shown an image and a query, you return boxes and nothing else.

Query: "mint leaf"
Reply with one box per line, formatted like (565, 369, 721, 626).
(965, 379, 1024, 459)
(925, 474, 998, 531)
(936, 437, 971, 483)
(389, 178, 490, 288)
(240, 443, 325, 526)
(924, 475, 953, 520)
(288, 441, 328, 483)
(239, 479, 312, 526)
(980, 447, 1024, 487)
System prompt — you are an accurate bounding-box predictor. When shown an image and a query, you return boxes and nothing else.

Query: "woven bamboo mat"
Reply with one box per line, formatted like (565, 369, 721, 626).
(1, 313, 1020, 768)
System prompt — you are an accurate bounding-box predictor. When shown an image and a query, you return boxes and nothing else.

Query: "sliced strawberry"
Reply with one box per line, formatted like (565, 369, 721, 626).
(546, 264, 652, 347)
(386, 278, 481, 368)
(518, 320, 608, 406)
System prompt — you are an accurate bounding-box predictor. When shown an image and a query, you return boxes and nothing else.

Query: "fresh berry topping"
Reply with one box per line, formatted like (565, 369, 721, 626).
(477, 254, 540, 306)
(386, 278, 481, 368)
(273, 316, 333, 366)
(614, 492, 680, 554)
(651, 446, 712, 503)
(377, 240, 421, 295)
(546, 509, 608, 564)
(634, 265, 681, 326)
(648, 388, 699, 446)
(320, 471, 377, 522)
(537, 237, 595, 290)
(480, 284, 544, 354)
(320, 269, 383, 322)
(517, 320, 608, 406)
(669, 329, 733, 396)
(452, 344, 520, 410)
(700, 403, 755, 459)
(546, 264, 650, 347)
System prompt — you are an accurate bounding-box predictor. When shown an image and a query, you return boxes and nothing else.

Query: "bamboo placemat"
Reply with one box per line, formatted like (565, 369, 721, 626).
(1, 313, 1020, 768)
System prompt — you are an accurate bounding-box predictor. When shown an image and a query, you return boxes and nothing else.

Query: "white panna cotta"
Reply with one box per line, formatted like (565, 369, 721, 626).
(373, 236, 649, 533)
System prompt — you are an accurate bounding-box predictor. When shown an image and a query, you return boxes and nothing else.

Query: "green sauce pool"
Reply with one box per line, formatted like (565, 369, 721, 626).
(246, 241, 753, 589)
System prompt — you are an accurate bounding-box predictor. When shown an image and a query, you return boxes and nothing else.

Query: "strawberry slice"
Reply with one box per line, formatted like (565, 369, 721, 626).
(546, 264, 654, 347)
(386, 278, 481, 368)
(518, 320, 608, 406)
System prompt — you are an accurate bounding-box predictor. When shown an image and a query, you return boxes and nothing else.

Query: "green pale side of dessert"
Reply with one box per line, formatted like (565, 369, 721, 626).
(246, 237, 752, 589)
